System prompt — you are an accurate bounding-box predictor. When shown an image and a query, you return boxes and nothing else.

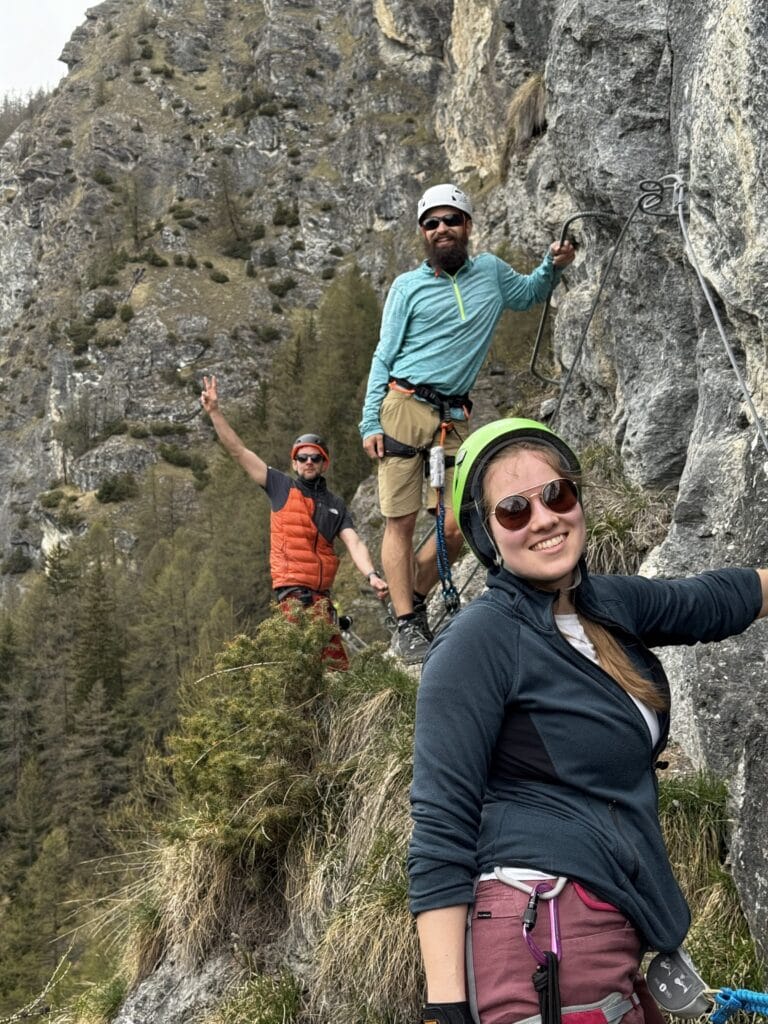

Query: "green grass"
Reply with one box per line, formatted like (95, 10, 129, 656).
(659, 773, 764, 993)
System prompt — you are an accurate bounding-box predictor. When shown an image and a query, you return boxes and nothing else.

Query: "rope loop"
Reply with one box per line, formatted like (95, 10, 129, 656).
(710, 987, 768, 1024)
(435, 488, 461, 615)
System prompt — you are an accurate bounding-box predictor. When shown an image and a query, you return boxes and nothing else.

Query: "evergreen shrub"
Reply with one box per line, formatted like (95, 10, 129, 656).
(158, 443, 191, 467)
(96, 473, 139, 503)
(1, 548, 33, 574)
(92, 295, 117, 319)
(267, 276, 297, 298)
(39, 489, 65, 508)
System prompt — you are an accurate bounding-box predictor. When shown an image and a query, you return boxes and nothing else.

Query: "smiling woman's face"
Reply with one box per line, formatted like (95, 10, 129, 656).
(483, 447, 585, 591)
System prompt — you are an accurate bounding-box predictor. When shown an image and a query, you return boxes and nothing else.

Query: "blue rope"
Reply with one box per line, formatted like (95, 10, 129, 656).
(435, 488, 460, 614)
(710, 988, 768, 1024)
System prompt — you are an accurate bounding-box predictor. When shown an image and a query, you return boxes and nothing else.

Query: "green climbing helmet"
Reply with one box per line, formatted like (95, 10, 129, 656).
(452, 417, 582, 567)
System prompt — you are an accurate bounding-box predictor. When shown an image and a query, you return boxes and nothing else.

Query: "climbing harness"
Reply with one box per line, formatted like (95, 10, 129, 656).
(531, 176, 768, 462)
(388, 377, 473, 420)
(383, 379, 467, 619)
(273, 584, 332, 607)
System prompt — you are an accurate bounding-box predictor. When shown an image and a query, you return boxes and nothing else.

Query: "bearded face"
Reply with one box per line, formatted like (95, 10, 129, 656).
(420, 209, 472, 274)
(423, 233, 469, 273)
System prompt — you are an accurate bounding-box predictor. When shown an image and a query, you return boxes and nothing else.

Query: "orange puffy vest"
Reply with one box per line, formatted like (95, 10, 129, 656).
(270, 484, 340, 591)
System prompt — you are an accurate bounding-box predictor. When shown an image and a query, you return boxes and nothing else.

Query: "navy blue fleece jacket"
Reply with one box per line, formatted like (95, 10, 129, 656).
(407, 564, 762, 951)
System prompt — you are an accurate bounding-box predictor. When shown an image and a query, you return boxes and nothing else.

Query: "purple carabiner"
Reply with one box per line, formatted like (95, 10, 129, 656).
(523, 880, 562, 964)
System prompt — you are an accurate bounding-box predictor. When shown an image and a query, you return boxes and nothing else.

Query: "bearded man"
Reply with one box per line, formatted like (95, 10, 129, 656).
(359, 183, 574, 663)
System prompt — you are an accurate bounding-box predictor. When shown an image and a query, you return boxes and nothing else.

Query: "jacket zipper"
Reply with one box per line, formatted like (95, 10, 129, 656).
(551, 603, 668, 758)
(550, 603, 654, 881)
(313, 510, 323, 590)
(446, 271, 466, 320)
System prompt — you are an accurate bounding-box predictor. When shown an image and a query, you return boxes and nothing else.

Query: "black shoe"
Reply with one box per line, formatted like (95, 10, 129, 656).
(390, 619, 431, 664)
(412, 600, 434, 641)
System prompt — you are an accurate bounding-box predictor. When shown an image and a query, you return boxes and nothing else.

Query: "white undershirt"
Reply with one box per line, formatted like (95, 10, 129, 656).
(555, 613, 660, 746)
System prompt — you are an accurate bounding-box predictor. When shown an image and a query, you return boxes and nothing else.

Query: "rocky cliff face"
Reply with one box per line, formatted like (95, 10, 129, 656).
(1, 0, 767, 997)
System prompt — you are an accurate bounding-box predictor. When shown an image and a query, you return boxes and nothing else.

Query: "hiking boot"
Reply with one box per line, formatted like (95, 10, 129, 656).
(412, 600, 434, 642)
(391, 619, 432, 664)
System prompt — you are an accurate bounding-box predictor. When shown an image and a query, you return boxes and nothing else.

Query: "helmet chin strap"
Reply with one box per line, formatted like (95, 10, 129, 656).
(474, 498, 503, 566)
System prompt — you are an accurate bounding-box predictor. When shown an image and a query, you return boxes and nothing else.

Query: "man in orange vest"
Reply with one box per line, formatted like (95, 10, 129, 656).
(201, 375, 388, 669)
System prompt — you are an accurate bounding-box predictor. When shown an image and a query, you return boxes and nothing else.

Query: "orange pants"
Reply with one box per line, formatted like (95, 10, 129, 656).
(277, 590, 349, 671)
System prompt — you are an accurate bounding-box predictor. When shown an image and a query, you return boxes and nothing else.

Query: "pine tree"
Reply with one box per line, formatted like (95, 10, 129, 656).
(125, 530, 210, 738)
(57, 682, 127, 865)
(4, 757, 51, 879)
(301, 266, 381, 497)
(263, 327, 306, 465)
(0, 614, 33, 810)
(74, 558, 126, 705)
(0, 827, 71, 1014)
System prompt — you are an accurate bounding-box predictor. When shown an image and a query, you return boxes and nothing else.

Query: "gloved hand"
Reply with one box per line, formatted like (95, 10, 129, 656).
(420, 1002, 475, 1024)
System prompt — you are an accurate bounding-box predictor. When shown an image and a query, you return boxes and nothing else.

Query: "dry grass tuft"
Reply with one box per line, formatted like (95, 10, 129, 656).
(659, 773, 763, 992)
(150, 837, 249, 969)
(285, 680, 421, 1023)
(580, 443, 674, 574)
(501, 73, 546, 174)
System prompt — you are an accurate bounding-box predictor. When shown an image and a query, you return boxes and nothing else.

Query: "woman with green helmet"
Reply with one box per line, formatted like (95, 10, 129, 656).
(408, 418, 768, 1024)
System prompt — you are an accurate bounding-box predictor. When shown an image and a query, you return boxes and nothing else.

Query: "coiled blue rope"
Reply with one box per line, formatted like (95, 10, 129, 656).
(435, 488, 460, 614)
(710, 988, 768, 1024)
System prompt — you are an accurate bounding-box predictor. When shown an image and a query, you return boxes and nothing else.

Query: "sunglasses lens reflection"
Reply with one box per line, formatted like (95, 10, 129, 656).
(494, 479, 578, 531)
(422, 213, 465, 230)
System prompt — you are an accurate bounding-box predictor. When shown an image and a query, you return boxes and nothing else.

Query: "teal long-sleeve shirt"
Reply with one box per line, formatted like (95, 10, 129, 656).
(359, 250, 561, 439)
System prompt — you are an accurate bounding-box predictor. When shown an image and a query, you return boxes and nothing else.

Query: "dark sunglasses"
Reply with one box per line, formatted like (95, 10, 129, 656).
(296, 453, 324, 464)
(492, 478, 579, 531)
(421, 212, 465, 231)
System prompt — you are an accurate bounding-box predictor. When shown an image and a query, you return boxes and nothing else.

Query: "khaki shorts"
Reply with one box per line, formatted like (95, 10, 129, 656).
(377, 390, 466, 517)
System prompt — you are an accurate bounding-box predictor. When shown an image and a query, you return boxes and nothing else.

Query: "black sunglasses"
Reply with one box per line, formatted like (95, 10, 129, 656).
(296, 453, 324, 464)
(492, 478, 579, 531)
(421, 212, 465, 231)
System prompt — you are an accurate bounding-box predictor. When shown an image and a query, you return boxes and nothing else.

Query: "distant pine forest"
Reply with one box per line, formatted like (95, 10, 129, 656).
(0, 266, 381, 1011)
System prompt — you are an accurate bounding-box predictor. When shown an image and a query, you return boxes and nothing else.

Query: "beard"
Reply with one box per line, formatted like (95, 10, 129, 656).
(424, 234, 469, 274)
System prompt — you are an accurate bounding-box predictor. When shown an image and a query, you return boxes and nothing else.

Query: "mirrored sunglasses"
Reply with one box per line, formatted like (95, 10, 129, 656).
(421, 212, 465, 231)
(296, 453, 324, 464)
(492, 478, 579, 531)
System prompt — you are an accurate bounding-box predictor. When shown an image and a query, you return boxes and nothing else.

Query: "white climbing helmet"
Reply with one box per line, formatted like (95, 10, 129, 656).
(417, 183, 473, 225)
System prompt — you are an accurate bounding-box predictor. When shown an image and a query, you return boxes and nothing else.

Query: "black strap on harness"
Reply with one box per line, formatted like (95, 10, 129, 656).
(274, 585, 332, 609)
(390, 377, 473, 420)
(382, 434, 456, 477)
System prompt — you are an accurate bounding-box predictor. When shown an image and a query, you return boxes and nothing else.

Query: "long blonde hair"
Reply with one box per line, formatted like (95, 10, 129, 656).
(578, 618, 668, 711)
(484, 440, 669, 712)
